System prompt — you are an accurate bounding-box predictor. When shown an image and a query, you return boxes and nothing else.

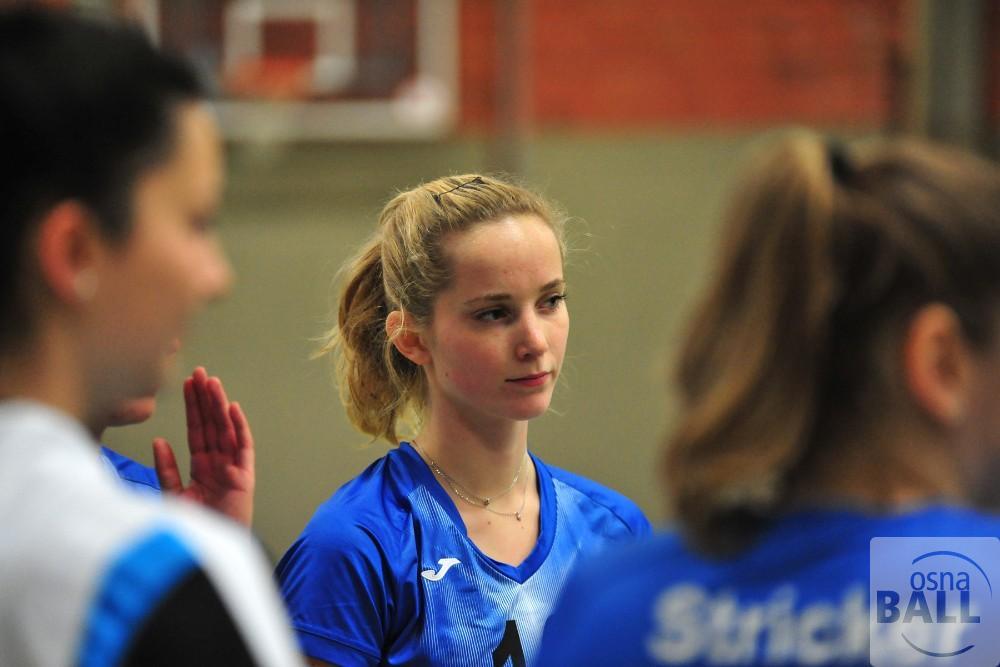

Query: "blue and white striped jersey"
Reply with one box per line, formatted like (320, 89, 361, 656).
(276, 442, 649, 666)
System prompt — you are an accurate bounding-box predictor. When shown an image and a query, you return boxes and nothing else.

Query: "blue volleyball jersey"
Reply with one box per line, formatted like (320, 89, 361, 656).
(101, 446, 161, 495)
(537, 505, 1000, 666)
(276, 442, 650, 666)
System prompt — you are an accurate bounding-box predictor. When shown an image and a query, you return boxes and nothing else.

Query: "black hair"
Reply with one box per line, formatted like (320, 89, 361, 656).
(0, 7, 206, 345)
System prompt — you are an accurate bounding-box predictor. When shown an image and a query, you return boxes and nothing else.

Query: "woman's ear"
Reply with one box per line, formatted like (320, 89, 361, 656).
(35, 201, 102, 304)
(902, 303, 973, 425)
(386, 310, 431, 366)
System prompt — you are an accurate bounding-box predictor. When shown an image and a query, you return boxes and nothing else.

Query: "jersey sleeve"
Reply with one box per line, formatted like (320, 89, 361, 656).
(546, 463, 653, 538)
(276, 519, 394, 667)
(625, 503, 653, 537)
(75, 522, 302, 667)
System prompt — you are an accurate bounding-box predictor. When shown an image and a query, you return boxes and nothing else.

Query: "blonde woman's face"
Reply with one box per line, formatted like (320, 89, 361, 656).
(420, 214, 569, 425)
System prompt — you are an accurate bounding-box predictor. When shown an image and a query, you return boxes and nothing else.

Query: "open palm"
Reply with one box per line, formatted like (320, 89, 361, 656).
(152, 367, 255, 526)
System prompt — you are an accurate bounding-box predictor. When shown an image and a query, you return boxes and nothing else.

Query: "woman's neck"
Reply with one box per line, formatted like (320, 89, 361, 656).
(0, 332, 88, 427)
(786, 422, 965, 511)
(414, 406, 529, 499)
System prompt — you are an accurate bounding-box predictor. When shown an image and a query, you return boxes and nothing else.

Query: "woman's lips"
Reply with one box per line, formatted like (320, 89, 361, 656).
(507, 372, 550, 387)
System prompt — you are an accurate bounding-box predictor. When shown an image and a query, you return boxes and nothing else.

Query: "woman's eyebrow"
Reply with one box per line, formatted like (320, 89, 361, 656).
(463, 279, 565, 306)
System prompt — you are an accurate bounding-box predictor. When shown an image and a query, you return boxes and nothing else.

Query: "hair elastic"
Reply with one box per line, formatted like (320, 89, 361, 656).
(432, 176, 484, 204)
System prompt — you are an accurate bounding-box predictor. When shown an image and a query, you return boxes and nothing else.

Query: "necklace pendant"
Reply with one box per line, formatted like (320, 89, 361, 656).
(515, 511, 522, 521)
(483, 498, 490, 506)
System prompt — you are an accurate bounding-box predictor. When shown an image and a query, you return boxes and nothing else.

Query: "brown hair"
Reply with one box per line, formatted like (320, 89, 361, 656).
(320, 174, 565, 443)
(665, 131, 1000, 555)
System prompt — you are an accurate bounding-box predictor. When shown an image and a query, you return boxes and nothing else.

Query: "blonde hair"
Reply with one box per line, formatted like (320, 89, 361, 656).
(665, 132, 1000, 555)
(321, 174, 565, 443)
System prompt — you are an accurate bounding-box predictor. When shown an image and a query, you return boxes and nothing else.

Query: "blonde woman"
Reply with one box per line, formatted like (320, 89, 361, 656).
(277, 175, 649, 666)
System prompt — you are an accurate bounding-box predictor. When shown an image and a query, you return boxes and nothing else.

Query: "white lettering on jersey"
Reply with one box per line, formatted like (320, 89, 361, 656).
(645, 584, 869, 664)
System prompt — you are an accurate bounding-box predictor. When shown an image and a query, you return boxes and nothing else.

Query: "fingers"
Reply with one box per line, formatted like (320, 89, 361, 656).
(152, 438, 184, 494)
(183, 373, 206, 455)
(207, 376, 238, 455)
(184, 366, 243, 461)
(193, 368, 219, 452)
(229, 402, 256, 471)
(229, 402, 253, 449)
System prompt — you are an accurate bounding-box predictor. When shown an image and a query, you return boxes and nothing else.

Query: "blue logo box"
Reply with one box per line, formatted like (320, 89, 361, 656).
(870, 537, 1000, 666)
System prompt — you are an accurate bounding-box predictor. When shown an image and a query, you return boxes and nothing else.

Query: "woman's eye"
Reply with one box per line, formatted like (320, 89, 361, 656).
(475, 308, 508, 322)
(541, 293, 567, 310)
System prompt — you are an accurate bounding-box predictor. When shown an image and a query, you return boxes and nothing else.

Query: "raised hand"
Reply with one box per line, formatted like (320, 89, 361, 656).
(153, 367, 255, 526)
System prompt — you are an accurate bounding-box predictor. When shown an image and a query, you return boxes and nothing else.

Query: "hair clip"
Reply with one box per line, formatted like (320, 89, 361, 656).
(432, 176, 484, 204)
(827, 141, 854, 184)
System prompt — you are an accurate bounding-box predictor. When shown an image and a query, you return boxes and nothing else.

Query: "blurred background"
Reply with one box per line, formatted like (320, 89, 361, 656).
(16, 0, 999, 557)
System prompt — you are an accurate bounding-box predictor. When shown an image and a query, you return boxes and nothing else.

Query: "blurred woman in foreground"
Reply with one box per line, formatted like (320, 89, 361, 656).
(0, 8, 299, 665)
(539, 132, 1000, 666)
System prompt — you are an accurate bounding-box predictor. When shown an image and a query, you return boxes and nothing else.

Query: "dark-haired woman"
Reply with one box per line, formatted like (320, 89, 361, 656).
(0, 8, 299, 665)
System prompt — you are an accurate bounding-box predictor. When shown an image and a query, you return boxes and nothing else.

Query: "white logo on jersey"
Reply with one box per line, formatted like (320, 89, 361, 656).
(421, 557, 461, 581)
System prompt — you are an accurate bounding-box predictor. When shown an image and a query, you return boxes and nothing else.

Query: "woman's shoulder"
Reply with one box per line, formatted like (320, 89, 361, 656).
(294, 447, 424, 552)
(539, 457, 652, 536)
(769, 503, 1000, 543)
(887, 503, 1000, 535)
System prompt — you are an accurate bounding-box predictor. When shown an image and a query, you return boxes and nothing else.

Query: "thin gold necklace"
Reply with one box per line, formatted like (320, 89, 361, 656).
(412, 439, 528, 521)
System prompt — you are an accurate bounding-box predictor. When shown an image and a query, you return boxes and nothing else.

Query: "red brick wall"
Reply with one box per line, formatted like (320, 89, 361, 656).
(461, 0, 908, 130)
